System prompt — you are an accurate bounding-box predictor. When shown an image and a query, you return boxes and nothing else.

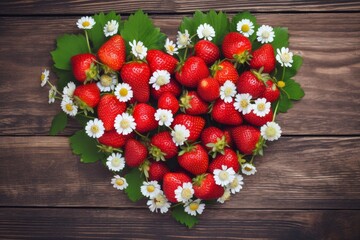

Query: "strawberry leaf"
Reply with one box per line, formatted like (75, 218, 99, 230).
(230, 11, 258, 43)
(179, 11, 207, 38)
(52, 68, 76, 91)
(277, 91, 293, 113)
(283, 79, 305, 100)
(205, 10, 229, 45)
(171, 205, 198, 228)
(49, 111, 68, 135)
(271, 27, 289, 50)
(124, 168, 145, 202)
(70, 130, 105, 163)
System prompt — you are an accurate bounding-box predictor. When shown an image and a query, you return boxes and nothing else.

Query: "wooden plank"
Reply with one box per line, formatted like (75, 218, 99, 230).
(0, 136, 359, 209)
(0, 14, 359, 135)
(0, 208, 358, 239)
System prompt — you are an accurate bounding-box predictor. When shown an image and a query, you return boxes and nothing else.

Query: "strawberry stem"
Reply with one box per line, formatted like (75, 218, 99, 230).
(84, 30, 92, 53)
(272, 100, 280, 122)
(281, 66, 286, 81)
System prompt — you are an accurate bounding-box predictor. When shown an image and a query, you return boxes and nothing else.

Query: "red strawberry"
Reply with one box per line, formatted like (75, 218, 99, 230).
(231, 125, 261, 155)
(121, 61, 151, 103)
(148, 161, 170, 182)
(197, 77, 220, 102)
(124, 139, 148, 167)
(249, 44, 276, 73)
(222, 32, 252, 63)
(223, 129, 233, 148)
(237, 70, 268, 98)
(243, 109, 274, 127)
(194, 40, 220, 66)
(211, 99, 243, 125)
(150, 78, 182, 100)
(175, 56, 210, 88)
(178, 144, 209, 175)
(71, 53, 98, 82)
(150, 131, 178, 160)
(172, 114, 205, 142)
(98, 35, 126, 71)
(98, 130, 133, 149)
(146, 49, 179, 74)
(201, 127, 228, 157)
(163, 172, 192, 203)
(192, 173, 224, 200)
(208, 148, 240, 173)
(260, 80, 280, 102)
(97, 94, 126, 131)
(211, 60, 239, 85)
(133, 103, 157, 134)
(73, 83, 100, 110)
(158, 92, 179, 114)
(180, 91, 208, 115)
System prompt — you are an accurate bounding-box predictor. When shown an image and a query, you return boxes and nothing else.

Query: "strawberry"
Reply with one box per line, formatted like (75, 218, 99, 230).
(192, 173, 224, 200)
(231, 125, 261, 155)
(133, 103, 157, 134)
(73, 83, 100, 111)
(163, 172, 192, 203)
(201, 127, 228, 157)
(124, 139, 148, 167)
(179, 91, 208, 115)
(97, 94, 126, 131)
(222, 32, 252, 63)
(211, 60, 239, 85)
(237, 70, 268, 98)
(158, 92, 179, 114)
(194, 40, 220, 66)
(120, 61, 151, 103)
(98, 35, 126, 71)
(71, 53, 98, 83)
(260, 80, 280, 102)
(208, 148, 240, 173)
(98, 130, 133, 149)
(150, 78, 182, 100)
(243, 109, 274, 127)
(149, 131, 178, 161)
(211, 99, 243, 125)
(223, 129, 233, 148)
(178, 144, 209, 175)
(146, 49, 178, 74)
(175, 56, 209, 88)
(172, 114, 205, 142)
(249, 43, 276, 73)
(197, 77, 220, 102)
(148, 161, 170, 182)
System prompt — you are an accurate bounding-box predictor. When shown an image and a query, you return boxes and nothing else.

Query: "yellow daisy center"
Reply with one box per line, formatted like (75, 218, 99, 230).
(168, 45, 175, 51)
(277, 81, 286, 88)
(65, 103, 73, 112)
(189, 202, 199, 211)
(160, 114, 168, 121)
(120, 119, 130, 129)
(265, 127, 276, 137)
(181, 188, 192, 199)
(135, 44, 143, 53)
(230, 178, 238, 188)
(156, 76, 167, 86)
(241, 24, 250, 32)
(119, 88, 128, 97)
(257, 103, 265, 111)
(82, 21, 90, 27)
(115, 178, 124, 186)
(112, 158, 121, 167)
(262, 31, 270, 38)
(41, 73, 45, 81)
(244, 166, 253, 172)
(155, 195, 166, 207)
(224, 87, 233, 96)
(219, 171, 229, 181)
(240, 99, 248, 108)
(107, 24, 115, 32)
(100, 75, 112, 87)
(91, 125, 99, 134)
(147, 185, 155, 193)
(202, 28, 211, 37)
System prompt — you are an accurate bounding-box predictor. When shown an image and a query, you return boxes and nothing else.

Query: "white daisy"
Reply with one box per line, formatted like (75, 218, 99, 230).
(217, 188, 231, 204)
(141, 181, 161, 199)
(154, 109, 173, 127)
(76, 16, 96, 30)
(253, 98, 271, 117)
(62, 82, 76, 98)
(48, 86, 57, 104)
(129, 40, 147, 60)
(184, 199, 205, 216)
(61, 96, 78, 116)
(114, 112, 136, 135)
(242, 163, 257, 176)
(147, 192, 171, 214)
(171, 124, 190, 146)
(103, 20, 119, 37)
(106, 153, 125, 172)
(149, 70, 171, 90)
(261, 122, 282, 141)
(164, 38, 178, 55)
(111, 175, 128, 190)
(234, 93, 253, 114)
(177, 30, 191, 49)
(228, 174, 244, 194)
(114, 83, 133, 102)
(40, 69, 49, 87)
(236, 19, 255, 37)
(174, 182, 194, 203)
(256, 25, 275, 44)
(197, 23, 216, 41)
(97, 74, 118, 92)
(213, 165, 236, 187)
(220, 80, 237, 103)
(85, 118, 105, 138)
(276, 47, 294, 67)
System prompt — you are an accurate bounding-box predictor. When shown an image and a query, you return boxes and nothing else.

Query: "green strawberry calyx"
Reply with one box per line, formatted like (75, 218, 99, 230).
(233, 50, 251, 65)
(251, 67, 271, 85)
(192, 173, 207, 186)
(149, 144, 166, 161)
(179, 91, 193, 112)
(84, 63, 99, 83)
(73, 96, 94, 115)
(206, 136, 229, 158)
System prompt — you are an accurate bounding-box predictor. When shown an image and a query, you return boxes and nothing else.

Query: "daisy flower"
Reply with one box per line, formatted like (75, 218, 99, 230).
(261, 121, 282, 141)
(48, 86, 57, 104)
(62, 82, 76, 98)
(85, 118, 105, 138)
(114, 112, 136, 135)
(171, 124, 190, 146)
(253, 98, 271, 117)
(276, 47, 294, 67)
(61, 96, 78, 116)
(236, 19, 255, 37)
(217, 188, 231, 204)
(103, 20, 119, 37)
(129, 40, 147, 60)
(147, 192, 171, 214)
(177, 30, 191, 49)
(220, 80, 237, 103)
(242, 163, 257, 176)
(149, 70, 171, 90)
(234, 93, 253, 114)
(256, 25, 275, 44)
(164, 38, 178, 55)
(106, 153, 125, 172)
(76, 16, 95, 30)
(154, 109, 173, 127)
(114, 83, 133, 102)
(141, 181, 161, 199)
(40, 69, 49, 87)
(111, 175, 128, 190)
(228, 174, 244, 194)
(97, 74, 118, 92)
(184, 199, 205, 216)
(174, 182, 194, 203)
(197, 23, 216, 41)
(213, 165, 236, 187)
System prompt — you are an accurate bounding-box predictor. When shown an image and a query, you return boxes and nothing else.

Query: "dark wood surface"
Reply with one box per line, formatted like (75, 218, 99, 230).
(0, 1, 359, 239)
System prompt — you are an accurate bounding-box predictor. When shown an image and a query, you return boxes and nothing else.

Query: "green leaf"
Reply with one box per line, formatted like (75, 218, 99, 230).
(271, 27, 289, 50)
(70, 130, 105, 163)
(230, 11, 258, 43)
(283, 78, 305, 100)
(51, 34, 88, 70)
(205, 10, 229, 45)
(124, 168, 145, 202)
(171, 205, 198, 228)
(277, 91, 293, 113)
(52, 68, 76, 91)
(274, 55, 303, 81)
(49, 111, 68, 135)
(179, 11, 207, 38)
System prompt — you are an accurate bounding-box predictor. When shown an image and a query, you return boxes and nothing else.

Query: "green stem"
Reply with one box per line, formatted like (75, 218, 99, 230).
(85, 30, 92, 53)
(170, 202, 183, 209)
(250, 154, 256, 164)
(78, 113, 95, 119)
(272, 100, 280, 122)
(281, 66, 286, 81)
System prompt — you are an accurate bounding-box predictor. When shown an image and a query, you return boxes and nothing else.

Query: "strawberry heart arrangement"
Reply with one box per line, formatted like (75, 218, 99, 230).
(41, 10, 304, 228)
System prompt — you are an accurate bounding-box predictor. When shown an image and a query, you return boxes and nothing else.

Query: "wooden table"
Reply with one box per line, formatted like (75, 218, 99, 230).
(0, 1, 359, 239)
